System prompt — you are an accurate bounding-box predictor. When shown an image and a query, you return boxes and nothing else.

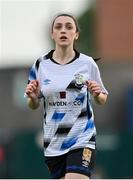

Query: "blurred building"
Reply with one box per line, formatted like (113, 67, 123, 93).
(96, 0, 133, 61)
(93, 0, 133, 130)
(93, 1, 133, 178)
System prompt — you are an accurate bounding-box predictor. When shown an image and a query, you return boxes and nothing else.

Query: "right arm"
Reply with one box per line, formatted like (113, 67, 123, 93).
(27, 97, 40, 110)
(25, 80, 41, 110)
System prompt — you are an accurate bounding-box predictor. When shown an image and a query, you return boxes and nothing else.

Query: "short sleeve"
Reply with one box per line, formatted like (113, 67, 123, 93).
(27, 58, 42, 84)
(91, 60, 108, 95)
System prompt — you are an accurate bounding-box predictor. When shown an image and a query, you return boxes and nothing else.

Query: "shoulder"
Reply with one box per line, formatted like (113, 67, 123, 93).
(33, 50, 54, 69)
(37, 50, 53, 62)
(79, 53, 98, 67)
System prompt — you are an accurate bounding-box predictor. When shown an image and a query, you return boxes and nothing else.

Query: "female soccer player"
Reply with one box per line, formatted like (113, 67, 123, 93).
(25, 13, 108, 179)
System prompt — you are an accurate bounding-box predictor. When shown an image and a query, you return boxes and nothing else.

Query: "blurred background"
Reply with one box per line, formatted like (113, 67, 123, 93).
(0, 0, 133, 178)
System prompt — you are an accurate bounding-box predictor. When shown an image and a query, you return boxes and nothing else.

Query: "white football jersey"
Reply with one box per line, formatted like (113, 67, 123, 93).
(27, 50, 108, 157)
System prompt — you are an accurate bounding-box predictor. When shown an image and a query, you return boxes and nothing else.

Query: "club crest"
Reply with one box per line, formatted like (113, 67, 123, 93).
(74, 73, 85, 87)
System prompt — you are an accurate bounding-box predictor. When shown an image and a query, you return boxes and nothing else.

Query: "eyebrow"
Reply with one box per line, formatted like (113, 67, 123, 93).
(54, 22, 73, 25)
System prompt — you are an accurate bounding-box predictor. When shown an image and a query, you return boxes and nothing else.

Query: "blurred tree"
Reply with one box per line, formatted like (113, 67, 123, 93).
(77, 5, 97, 57)
(8, 131, 50, 179)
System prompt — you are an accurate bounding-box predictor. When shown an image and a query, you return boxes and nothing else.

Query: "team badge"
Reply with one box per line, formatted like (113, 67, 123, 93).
(82, 148, 92, 167)
(74, 73, 85, 87)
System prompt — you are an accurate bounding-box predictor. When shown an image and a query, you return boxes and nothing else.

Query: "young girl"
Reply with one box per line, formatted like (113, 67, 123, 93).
(25, 13, 108, 179)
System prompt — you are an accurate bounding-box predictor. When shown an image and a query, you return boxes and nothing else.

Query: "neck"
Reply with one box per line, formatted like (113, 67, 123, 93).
(53, 46, 75, 65)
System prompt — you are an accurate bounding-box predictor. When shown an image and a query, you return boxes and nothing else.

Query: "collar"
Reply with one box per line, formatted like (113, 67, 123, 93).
(45, 49, 80, 65)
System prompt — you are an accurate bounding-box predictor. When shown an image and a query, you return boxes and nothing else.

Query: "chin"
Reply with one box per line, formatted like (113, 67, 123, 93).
(59, 43, 69, 48)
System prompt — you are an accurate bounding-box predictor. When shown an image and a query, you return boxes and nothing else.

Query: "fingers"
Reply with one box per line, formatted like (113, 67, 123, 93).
(25, 80, 39, 95)
(30, 80, 39, 87)
(85, 80, 101, 96)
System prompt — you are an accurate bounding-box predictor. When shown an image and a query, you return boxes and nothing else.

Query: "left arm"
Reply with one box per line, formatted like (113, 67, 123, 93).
(85, 80, 107, 105)
(94, 92, 107, 105)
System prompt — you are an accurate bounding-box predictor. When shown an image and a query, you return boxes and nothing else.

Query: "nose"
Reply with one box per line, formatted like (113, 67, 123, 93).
(60, 26, 66, 33)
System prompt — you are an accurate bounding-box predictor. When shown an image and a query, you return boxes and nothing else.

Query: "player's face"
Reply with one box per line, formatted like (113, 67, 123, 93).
(51, 16, 79, 48)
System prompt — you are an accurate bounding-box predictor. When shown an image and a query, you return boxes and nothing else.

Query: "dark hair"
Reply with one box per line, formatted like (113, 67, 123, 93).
(51, 13, 80, 33)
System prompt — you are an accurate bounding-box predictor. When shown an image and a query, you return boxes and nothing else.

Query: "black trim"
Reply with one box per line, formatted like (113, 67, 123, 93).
(45, 49, 101, 64)
(45, 49, 80, 65)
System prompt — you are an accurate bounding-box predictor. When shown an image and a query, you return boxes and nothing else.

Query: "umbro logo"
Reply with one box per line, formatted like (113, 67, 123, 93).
(43, 79, 51, 85)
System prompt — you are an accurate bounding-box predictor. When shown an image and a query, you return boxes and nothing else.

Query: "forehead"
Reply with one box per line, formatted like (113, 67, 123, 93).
(53, 16, 75, 25)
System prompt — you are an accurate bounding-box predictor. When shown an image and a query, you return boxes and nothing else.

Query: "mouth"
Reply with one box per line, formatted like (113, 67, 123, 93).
(60, 36, 68, 40)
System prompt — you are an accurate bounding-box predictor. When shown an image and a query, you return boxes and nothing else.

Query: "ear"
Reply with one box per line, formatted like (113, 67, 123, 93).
(75, 32, 79, 40)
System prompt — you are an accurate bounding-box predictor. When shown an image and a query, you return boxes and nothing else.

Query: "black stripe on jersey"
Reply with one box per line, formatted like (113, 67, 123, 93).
(87, 109, 92, 119)
(67, 80, 83, 90)
(87, 92, 92, 119)
(45, 50, 55, 59)
(44, 141, 50, 148)
(78, 111, 88, 118)
(44, 113, 46, 124)
(55, 126, 72, 135)
(35, 56, 47, 71)
(67, 80, 76, 89)
(89, 135, 96, 142)
(35, 59, 41, 71)
(44, 113, 46, 119)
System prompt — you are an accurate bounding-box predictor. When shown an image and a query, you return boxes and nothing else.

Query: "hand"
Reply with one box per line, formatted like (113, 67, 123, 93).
(25, 80, 40, 99)
(85, 80, 101, 97)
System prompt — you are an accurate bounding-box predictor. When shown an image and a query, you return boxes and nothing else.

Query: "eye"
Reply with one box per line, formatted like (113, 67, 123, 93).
(66, 25, 73, 30)
(66, 23, 73, 30)
(54, 25, 62, 29)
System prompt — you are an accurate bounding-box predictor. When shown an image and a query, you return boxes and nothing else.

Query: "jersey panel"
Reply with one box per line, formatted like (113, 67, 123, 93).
(28, 51, 108, 156)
